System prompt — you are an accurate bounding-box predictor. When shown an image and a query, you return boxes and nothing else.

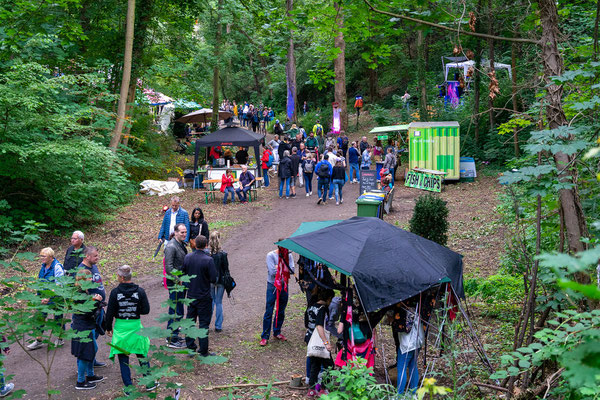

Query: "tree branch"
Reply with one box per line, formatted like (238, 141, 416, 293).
(363, 0, 539, 44)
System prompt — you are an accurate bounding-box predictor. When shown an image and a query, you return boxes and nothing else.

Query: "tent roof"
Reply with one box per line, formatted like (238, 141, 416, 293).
(194, 125, 264, 148)
(277, 217, 464, 312)
(409, 121, 460, 128)
(369, 125, 410, 134)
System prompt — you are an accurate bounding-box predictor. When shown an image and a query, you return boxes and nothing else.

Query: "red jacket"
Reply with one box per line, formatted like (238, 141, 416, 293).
(261, 149, 272, 169)
(220, 173, 234, 192)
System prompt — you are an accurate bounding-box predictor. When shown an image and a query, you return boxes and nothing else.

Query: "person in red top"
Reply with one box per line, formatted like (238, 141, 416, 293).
(261, 145, 272, 187)
(220, 169, 235, 204)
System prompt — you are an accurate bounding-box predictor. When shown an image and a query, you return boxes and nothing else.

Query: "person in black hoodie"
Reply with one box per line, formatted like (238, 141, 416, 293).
(105, 265, 154, 393)
(278, 150, 293, 199)
(209, 231, 229, 332)
(289, 147, 301, 198)
(189, 208, 209, 250)
(71, 269, 104, 390)
(183, 236, 217, 356)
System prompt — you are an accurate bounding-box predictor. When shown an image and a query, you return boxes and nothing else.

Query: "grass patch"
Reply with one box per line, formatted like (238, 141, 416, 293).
(210, 220, 244, 230)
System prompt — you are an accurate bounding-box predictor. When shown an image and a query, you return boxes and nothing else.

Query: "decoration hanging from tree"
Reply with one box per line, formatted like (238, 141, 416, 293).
(332, 102, 341, 134)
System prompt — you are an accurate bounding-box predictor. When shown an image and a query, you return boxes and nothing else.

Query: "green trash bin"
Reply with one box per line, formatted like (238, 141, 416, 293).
(356, 192, 385, 219)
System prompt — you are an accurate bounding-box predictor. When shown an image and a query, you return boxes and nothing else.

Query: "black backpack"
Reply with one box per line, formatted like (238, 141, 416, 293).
(317, 163, 330, 178)
(341, 136, 349, 148)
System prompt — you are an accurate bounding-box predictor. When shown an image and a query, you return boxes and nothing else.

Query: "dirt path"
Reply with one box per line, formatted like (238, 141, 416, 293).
(4, 170, 505, 399)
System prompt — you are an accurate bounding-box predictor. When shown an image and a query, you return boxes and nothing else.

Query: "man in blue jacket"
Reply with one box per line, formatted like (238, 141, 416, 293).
(158, 197, 190, 244)
(348, 142, 360, 183)
(315, 155, 332, 205)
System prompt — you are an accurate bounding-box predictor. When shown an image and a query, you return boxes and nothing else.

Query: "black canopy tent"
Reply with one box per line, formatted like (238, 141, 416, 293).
(276, 216, 464, 313)
(193, 126, 264, 176)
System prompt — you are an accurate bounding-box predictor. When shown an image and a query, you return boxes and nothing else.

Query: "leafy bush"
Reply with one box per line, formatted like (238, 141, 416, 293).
(321, 358, 396, 400)
(464, 273, 524, 319)
(0, 139, 134, 229)
(368, 104, 395, 126)
(409, 194, 449, 246)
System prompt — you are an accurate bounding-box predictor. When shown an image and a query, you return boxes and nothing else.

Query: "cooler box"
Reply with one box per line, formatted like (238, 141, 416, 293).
(356, 192, 386, 219)
(459, 157, 476, 182)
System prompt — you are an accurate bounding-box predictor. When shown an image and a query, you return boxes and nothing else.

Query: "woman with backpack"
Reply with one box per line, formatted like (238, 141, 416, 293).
(261, 145, 273, 187)
(278, 150, 293, 199)
(209, 231, 229, 332)
(331, 160, 346, 206)
(302, 152, 315, 196)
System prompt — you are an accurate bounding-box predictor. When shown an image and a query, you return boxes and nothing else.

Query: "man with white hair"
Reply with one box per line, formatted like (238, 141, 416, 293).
(158, 196, 190, 244)
(235, 165, 255, 203)
(64, 230, 86, 275)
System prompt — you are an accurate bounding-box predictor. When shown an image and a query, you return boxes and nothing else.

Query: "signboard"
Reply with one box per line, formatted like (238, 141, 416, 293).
(377, 135, 389, 140)
(360, 170, 378, 193)
(405, 170, 442, 192)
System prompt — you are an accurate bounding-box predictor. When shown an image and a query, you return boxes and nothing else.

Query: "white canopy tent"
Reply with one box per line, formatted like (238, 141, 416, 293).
(444, 59, 512, 81)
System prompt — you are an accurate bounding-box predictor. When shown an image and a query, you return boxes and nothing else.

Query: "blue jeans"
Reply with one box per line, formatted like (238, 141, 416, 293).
(389, 167, 395, 186)
(262, 168, 270, 187)
(223, 187, 235, 204)
(349, 163, 360, 181)
(77, 359, 94, 383)
(332, 179, 345, 202)
(304, 173, 313, 193)
(397, 349, 419, 394)
(236, 186, 251, 201)
(317, 178, 330, 202)
(118, 353, 149, 387)
(167, 287, 187, 341)
(279, 177, 290, 197)
(261, 282, 288, 340)
(211, 284, 225, 330)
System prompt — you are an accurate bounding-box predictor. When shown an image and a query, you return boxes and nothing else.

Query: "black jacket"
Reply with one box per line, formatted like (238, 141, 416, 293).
(105, 282, 150, 331)
(278, 156, 293, 178)
(278, 141, 291, 160)
(212, 251, 230, 285)
(64, 244, 86, 274)
(182, 250, 217, 299)
(290, 154, 301, 176)
(190, 220, 209, 241)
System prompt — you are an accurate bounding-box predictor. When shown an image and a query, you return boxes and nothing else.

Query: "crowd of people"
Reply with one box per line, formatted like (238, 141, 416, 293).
(257, 123, 398, 205)
(219, 99, 275, 134)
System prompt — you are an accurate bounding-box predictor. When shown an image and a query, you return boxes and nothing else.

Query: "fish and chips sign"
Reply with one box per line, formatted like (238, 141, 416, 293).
(405, 168, 445, 192)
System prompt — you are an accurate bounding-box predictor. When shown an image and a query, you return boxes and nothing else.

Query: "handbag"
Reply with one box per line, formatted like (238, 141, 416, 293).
(348, 323, 367, 344)
(223, 272, 236, 297)
(306, 328, 330, 359)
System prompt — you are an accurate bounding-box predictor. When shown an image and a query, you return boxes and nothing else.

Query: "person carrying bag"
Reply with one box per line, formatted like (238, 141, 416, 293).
(305, 288, 335, 397)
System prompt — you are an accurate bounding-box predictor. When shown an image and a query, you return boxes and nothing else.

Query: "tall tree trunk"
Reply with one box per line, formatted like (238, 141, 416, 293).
(334, 2, 348, 132)
(487, 0, 496, 131)
(121, 81, 137, 146)
(594, 0, 599, 61)
(249, 54, 261, 96)
(473, 0, 483, 144)
(417, 29, 428, 121)
(511, 41, 520, 157)
(109, 0, 136, 149)
(369, 68, 378, 100)
(539, 0, 589, 262)
(285, 0, 298, 123)
(210, 0, 224, 131)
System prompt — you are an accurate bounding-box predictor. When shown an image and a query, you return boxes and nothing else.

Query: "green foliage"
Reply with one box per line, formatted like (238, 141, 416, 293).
(409, 194, 449, 246)
(321, 358, 396, 400)
(464, 274, 523, 319)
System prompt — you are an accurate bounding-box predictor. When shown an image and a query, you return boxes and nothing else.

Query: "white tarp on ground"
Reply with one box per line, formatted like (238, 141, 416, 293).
(139, 180, 184, 196)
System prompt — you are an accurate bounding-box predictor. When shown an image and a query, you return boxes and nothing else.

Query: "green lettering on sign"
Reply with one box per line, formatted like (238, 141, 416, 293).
(377, 135, 388, 140)
(405, 170, 442, 192)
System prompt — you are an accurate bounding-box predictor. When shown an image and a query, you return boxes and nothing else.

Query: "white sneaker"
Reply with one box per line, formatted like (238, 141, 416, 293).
(340, 198, 343, 203)
(27, 340, 43, 351)
(329, 197, 334, 200)
(306, 193, 309, 197)
(310, 192, 313, 195)
(54, 338, 65, 347)
(336, 201, 339, 205)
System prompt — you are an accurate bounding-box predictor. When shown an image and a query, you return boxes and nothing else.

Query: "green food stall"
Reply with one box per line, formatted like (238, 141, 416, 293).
(408, 121, 460, 180)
